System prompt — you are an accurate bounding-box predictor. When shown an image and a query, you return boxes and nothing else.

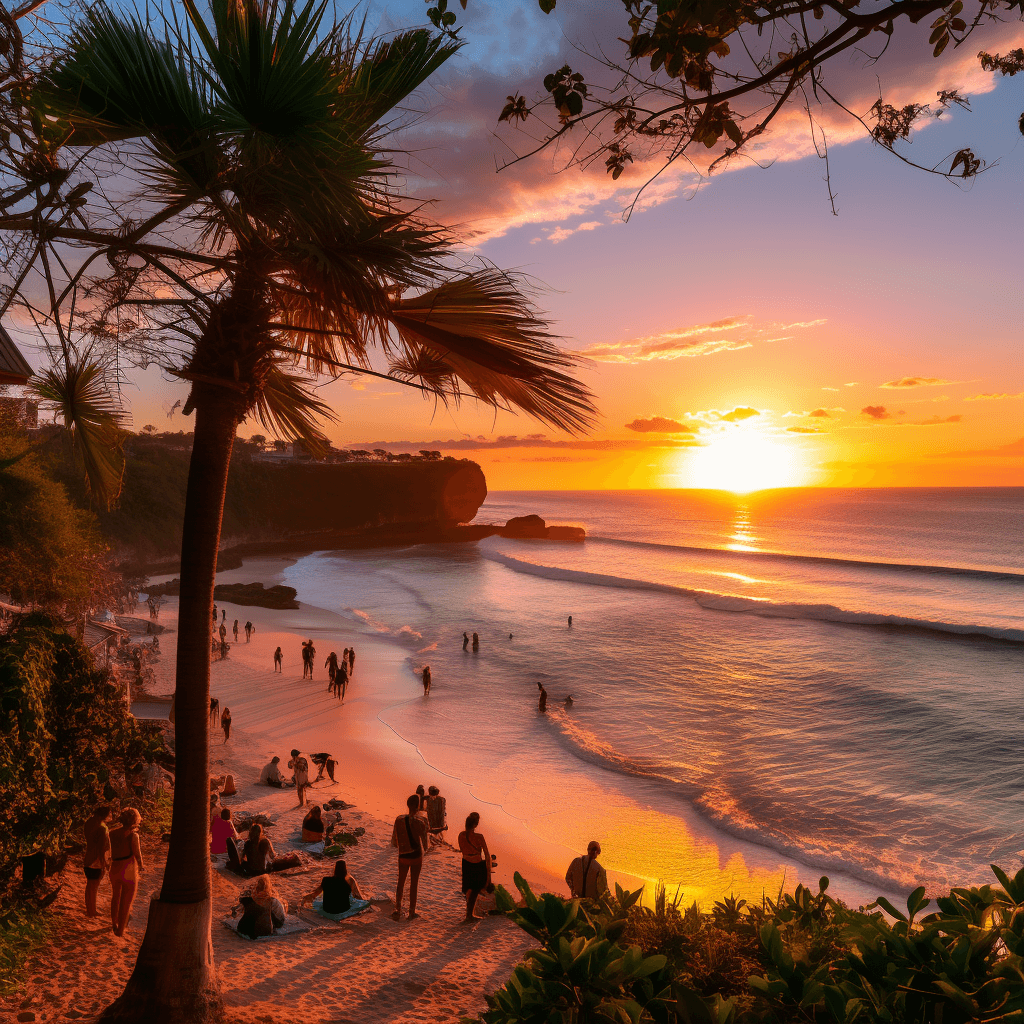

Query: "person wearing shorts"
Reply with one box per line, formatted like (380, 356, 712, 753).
(391, 795, 427, 920)
(83, 805, 111, 917)
(458, 811, 492, 922)
(289, 749, 310, 806)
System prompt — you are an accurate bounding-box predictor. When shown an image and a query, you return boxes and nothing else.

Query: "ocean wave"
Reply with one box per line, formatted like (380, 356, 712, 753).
(586, 535, 1024, 582)
(479, 547, 1024, 644)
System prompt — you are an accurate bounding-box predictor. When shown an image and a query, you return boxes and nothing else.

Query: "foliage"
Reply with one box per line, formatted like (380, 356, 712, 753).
(0, 421, 113, 614)
(452, 0, 1023, 196)
(0, 900, 52, 997)
(471, 868, 1024, 1024)
(0, 614, 165, 879)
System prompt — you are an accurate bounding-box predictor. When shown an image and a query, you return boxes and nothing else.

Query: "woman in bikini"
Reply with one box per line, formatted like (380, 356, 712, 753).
(109, 808, 144, 936)
(390, 794, 428, 921)
(458, 811, 492, 922)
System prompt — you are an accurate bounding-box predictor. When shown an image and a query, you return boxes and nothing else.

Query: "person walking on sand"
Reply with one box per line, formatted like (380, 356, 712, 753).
(537, 682, 548, 712)
(463, 632, 469, 651)
(565, 841, 608, 899)
(222, 608, 226, 624)
(233, 619, 239, 642)
(459, 811, 493, 922)
(391, 794, 428, 921)
(422, 665, 431, 695)
(289, 749, 310, 806)
(274, 646, 282, 672)
(325, 651, 338, 690)
(348, 647, 355, 673)
(245, 620, 253, 642)
(109, 808, 144, 936)
(337, 657, 349, 699)
(212, 605, 217, 625)
(426, 786, 447, 846)
(209, 697, 220, 725)
(221, 706, 232, 743)
(219, 622, 227, 645)
(83, 805, 111, 917)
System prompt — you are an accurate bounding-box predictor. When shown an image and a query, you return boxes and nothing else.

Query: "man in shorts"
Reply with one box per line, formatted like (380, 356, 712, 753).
(289, 749, 310, 806)
(83, 805, 111, 916)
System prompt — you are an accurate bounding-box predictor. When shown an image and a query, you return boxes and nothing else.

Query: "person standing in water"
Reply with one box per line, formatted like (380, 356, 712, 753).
(422, 666, 431, 695)
(463, 632, 469, 650)
(472, 632, 479, 651)
(568, 615, 572, 627)
(537, 682, 548, 712)
(273, 646, 282, 672)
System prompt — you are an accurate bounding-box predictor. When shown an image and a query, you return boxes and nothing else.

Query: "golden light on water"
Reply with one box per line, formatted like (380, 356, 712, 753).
(688, 429, 806, 492)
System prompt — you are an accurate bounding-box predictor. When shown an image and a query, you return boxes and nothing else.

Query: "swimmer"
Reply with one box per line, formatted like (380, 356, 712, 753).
(563, 695, 574, 707)
(568, 615, 572, 627)
(537, 682, 548, 712)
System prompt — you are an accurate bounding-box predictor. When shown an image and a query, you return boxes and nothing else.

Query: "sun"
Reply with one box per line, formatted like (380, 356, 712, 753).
(688, 429, 805, 492)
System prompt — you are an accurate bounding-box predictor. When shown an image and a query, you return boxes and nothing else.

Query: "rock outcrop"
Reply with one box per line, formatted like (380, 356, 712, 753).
(500, 515, 585, 542)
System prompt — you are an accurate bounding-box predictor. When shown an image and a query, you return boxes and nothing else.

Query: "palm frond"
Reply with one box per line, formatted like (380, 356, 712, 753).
(247, 360, 334, 455)
(389, 270, 598, 435)
(28, 355, 126, 507)
(388, 349, 457, 401)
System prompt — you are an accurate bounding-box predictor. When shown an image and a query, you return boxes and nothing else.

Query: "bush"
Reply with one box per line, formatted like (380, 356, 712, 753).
(472, 868, 1024, 1024)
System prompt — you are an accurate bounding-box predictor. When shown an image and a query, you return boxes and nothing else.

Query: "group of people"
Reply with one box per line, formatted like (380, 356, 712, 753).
(259, 749, 338, 804)
(462, 632, 479, 651)
(325, 647, 355, 697)
(209, 697, 232, 742)
(536, 682, 573, 712)
(82, 806, 145, 936)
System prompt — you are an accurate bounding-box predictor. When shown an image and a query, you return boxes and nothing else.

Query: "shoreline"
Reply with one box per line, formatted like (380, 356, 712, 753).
(148, 552, 903, 911)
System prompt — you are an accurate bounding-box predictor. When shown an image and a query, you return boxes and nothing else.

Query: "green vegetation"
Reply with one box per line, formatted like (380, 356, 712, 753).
(0, 614, 170, 880)
(0, 901, 52, 998)
(472, 867, 1024, 1024)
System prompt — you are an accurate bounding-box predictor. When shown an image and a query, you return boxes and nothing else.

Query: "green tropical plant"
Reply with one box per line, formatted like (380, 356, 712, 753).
(3, 2, 597, 1019)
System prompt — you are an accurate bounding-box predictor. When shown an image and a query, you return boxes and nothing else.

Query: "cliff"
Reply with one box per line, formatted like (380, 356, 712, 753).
(53, 436, 487, 569)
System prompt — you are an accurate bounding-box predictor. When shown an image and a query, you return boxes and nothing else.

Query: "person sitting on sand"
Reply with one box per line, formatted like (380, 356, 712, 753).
(537, 682, 548, 712)
(236, 875, 286, 938)
(426, 786, 447, 846)
(391, 794, 428, 921)
(565, 840, 608, 900)
(109, 808, 144, 936)
(301, 805, 326, 844)
(300, 859, 364, 915)
(259, 755, 286, 787)
(289, 749, 310, 806)
(241, 824, 275, 876)
(458, 811, 493, 922)
(210, 806, 237, 859)
(273, 646, 282, 672)
(83, 805, 111, 917)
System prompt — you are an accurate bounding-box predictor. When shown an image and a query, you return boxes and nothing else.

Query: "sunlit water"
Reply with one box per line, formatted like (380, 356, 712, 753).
(284, 488, 1024, 896)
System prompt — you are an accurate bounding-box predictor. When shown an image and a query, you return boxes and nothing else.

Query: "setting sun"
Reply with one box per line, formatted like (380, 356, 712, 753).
(688, 429, 806, 492)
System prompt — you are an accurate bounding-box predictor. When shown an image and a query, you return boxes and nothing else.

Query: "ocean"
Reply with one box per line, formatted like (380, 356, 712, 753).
(282, 488, 1024, 900)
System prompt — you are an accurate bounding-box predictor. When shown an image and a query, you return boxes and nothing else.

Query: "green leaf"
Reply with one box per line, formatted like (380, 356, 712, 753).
(875, 897, 908, 923)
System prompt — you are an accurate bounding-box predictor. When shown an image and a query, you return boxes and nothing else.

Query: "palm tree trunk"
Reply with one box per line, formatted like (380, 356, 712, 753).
(100, 391, 239, 1024)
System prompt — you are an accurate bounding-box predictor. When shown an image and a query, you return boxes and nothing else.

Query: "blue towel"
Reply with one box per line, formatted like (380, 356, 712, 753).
(312, 897, 371, 921)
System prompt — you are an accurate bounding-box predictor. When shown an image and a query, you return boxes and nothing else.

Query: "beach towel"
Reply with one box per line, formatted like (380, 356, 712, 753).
(222, 913, 315, 940)
(301, 840, 325, 856)
(311, 897, 372, 921)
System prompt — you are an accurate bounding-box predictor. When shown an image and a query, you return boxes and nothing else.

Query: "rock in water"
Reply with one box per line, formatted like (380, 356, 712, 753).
(502, 514, 548, 538)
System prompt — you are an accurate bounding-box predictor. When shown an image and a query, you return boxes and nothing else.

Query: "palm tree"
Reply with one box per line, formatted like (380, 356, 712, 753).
(31, 2, 595, 1019)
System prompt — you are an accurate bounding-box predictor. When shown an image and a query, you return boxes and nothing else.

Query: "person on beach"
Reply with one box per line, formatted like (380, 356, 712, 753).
(109, 808, 144, 936)
(391, 794, 428, 921)
(537, 682, 548, 712)
(210, 806, 237, 859)
(568, 615, 572, 627)
(565, 841, 608, 899)
(422, 665, 431, 695)
(209, 697, 220, 724)
(426, 786, 447, 846)
(337, 658, 349, 699)
(245, 620, 253, 642)
(259, 756, 286, 787)
(212, 605, 217, 625)
(301, 805, 326, 844)
(219, 622, 227, 645)
(311, 752, 337, 783)
(458, 811, 493, 922)
(83, 805, 111, 917)
(300, 859, 364, 915)
(472, 632, 479, 651)
(415, 785, 428, 815)
(236, 874, 286, 938)
(241, 824, 275, 876)
(463, 632, 469, 650)
(289, 749, 310, 806)
(273, 646, 283, 672)
(563, 694, 574, 707)
(325, 651, 339, 690)
(348, 648, 355, 673)
(221, 706, 232, 743)
(233, 618, 239, 642)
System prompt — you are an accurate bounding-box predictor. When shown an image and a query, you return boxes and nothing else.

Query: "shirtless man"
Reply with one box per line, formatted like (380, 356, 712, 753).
(537, 682, 548, 712)
(83, 806, 111, 916)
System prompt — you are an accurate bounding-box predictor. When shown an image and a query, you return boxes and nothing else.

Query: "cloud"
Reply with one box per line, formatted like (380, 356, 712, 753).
(787, 426, 825, 434)
(718, 407, 760, 423)
(898, 414, 963, 426)
(861, 405, 892, 420)
(880, 376, 954, 389)
(625, 416, 695, 434)
(965, 391, 1024, 401)
(345, 436, 693, 452)
(540, 220, 604, 244)
(581, 316, 823, 364)
(810, 408, 831, 418)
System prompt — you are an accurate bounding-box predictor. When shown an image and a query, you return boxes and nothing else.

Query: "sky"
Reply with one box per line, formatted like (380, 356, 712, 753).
(29, 1, 1024, 489)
